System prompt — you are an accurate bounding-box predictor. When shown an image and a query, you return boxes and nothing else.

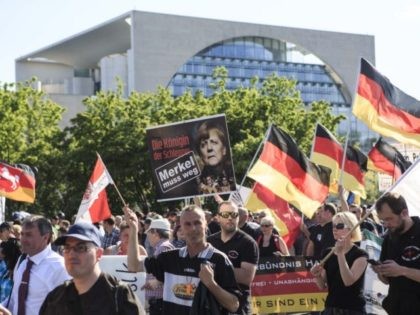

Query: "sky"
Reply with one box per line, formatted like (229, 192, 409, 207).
(1, 0, 419, 99)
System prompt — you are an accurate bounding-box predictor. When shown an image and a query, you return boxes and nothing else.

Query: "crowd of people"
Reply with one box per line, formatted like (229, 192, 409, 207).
(0, 190, 418, 314)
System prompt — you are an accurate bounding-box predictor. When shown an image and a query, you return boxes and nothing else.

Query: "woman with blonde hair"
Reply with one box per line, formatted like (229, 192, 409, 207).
(311, 211, 368, 315)
(257, 215, 289, 257)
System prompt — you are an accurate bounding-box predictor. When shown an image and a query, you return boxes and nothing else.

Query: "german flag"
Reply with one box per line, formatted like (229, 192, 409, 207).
(0, 162, 36, 203)
(248, 125, 330, 218)
(311, 124, 367, 198)
(246, 183, 302, 248)
(353, 58, 420, 147)
(368, 138, 412, 180)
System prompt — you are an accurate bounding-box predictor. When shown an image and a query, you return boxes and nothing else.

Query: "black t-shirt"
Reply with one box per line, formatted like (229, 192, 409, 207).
(208, 230, 259, 315)
(380, 217, 420, 314)
(144, 245, 240, 315)
(39, 273, 143, 315)
(240, 222, 261, 240)
(257, 234, 281, 258)
(309, 222, 335, 260)
(324, 245, 368, 311)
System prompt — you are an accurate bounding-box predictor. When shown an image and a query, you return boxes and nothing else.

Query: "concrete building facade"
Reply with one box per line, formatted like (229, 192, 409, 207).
(15, 10, 375, 135)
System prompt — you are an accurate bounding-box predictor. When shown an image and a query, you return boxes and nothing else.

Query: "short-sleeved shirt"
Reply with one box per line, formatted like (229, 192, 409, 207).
(380, 217, 420, 314)
(324, 245, 368, 311)
(208, 230, 258, 315)
(240, 222, 261, 240)
(144, 244, 240, 315)
(309, 222, 335, 260)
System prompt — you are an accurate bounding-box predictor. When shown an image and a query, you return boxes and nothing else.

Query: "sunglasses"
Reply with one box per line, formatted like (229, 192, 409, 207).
(333, 223, 348, 230)
(62, 242, 95, 254)
(261, 224, 273, 228)
(218, 212, 239, 219)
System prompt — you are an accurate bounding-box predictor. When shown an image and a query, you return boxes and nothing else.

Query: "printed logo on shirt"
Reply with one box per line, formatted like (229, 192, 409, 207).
(163, 272, 200, 307)
(228, 250, 239, 260)
(173, 283, 197, 300)
(316, 234, 322, 242)
(401, 245, 420, 261)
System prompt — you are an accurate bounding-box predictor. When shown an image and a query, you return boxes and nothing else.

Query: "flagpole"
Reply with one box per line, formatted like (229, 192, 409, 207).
(236, 124, 273, 196)
(319, 204, 375, 266)
(339, 58, 363, 188)
(309, 122, 319, 160)
(96, 152, 128, 207)
(321, 156, 420, 266)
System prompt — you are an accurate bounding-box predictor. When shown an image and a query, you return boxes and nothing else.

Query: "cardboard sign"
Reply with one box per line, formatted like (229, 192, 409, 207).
(146, 114, 236, 201)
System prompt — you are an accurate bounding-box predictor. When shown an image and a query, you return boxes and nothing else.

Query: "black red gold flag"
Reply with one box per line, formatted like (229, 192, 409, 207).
(311, 123, 367, 198)
(246, 183, 302, 248)
(248, 125, 330, 218)
(367, 138, 411, 180)
(353, 58, 420, 147)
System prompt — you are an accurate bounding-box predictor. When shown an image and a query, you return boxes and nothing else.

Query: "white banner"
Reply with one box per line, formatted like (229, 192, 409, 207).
(99, 255, 146, 306)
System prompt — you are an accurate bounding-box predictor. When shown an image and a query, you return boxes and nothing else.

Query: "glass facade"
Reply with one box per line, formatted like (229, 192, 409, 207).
(167, 37, 360, 136)
(168, 37, 348, 106)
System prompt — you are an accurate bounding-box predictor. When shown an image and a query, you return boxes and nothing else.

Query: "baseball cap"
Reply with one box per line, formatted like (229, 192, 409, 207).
(54, 222, 102, 247)
(145, 218, 171, 233)
(0, 222, 12, 231)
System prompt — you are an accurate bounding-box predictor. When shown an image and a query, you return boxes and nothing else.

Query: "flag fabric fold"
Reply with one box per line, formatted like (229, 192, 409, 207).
(311, 123, 367, 198)
(248, 125, 330, 219)
(353, 58, 420, 147)
(246, 183, 301, 248)
(0, 162, 36, 203)
(367, 138, 412, 181)
(386, 158, 420, 217)
(76, 155, 114, 223)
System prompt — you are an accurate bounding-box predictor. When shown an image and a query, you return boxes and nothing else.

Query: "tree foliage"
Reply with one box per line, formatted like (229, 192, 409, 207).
(1, 72, 347, 217)
(0, 81, 65, 214)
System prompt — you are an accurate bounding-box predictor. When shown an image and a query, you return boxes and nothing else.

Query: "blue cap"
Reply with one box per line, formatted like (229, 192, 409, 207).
(54, 222, 102, 247)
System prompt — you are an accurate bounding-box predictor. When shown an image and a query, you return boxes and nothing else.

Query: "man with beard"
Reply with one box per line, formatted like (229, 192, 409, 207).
(373, 192, 420, 315)
(207, 201, 259, 315)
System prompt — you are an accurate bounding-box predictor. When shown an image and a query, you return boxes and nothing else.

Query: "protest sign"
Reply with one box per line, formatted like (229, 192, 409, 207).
(146, 114, 236, 201)
(251, 256, 327, 313)
(99, 255, 146, 306)
(361, 230, 388, 315)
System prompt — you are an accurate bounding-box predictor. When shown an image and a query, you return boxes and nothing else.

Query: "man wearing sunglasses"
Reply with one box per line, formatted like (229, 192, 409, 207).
(40, 222, 144, 315)
(208, 201, 259, 315)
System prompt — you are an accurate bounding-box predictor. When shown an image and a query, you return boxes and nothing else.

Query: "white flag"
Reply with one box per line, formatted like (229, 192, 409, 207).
(387, 158, 420, 217)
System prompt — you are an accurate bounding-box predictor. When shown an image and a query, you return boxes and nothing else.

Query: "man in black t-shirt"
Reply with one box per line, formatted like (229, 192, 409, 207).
(306, 203, 337, 260)
(40, 222, 144, 315)
(208, 201, 259, 315)
(373, 192, 420, 315)
(237, 206, 261, 241)
(125, 205, 240, 315)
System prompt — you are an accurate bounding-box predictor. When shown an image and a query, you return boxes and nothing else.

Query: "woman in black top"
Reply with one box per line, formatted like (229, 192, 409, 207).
(257, 216, 289, 257)
(311, 211, 368, 315)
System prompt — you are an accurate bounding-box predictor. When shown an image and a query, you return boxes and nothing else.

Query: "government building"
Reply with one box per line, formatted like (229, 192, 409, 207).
(15, 11, 375, 143)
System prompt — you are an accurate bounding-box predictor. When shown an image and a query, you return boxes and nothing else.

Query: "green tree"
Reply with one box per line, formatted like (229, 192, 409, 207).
(61, 72, 345, 215)
(0, 81, 65, 214)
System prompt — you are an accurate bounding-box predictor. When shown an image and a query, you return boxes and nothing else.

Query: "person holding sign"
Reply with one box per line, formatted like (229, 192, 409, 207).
(311, 212, 368, 315)
(195, 121, 235, 194)
(124, 205, 240, 315)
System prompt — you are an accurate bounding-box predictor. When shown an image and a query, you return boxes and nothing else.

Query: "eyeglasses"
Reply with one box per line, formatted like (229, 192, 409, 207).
(261, 224, 273, 228)
(333, 223, 348, 230)
(62, 242, 95, 254)
(218, 212, 239, 219)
